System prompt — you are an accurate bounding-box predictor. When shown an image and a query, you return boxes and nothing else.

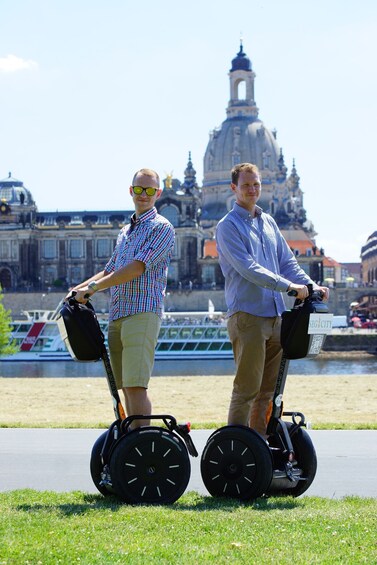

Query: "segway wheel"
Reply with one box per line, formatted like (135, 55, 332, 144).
(267, 422, 317, 497)
(90, 430, 115, 496)
(109, 427, 191, 504)
(200, 425, 273, 500)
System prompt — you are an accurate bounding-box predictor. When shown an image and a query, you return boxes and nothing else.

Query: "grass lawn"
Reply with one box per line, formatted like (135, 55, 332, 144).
(0, 490, 376, 564)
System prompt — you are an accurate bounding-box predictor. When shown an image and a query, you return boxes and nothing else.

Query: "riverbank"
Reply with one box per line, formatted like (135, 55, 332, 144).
(1, 375, 376, 428)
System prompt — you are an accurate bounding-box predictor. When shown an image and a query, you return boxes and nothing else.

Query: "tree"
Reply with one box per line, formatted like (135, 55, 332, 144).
(0, 286, 18, 356)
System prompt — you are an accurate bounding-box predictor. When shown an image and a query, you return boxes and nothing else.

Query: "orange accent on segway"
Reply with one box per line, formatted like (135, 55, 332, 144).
(265, 400, 273, 426)
(118, 402, 126, 420)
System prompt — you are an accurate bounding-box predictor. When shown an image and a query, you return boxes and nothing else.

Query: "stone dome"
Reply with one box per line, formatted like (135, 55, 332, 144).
(203, 118, 281, 182)
(0, 173, 35, 206)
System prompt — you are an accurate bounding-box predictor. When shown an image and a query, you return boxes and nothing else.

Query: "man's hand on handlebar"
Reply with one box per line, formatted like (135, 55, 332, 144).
(64, 287, 94, 303)
(287, 283, 330, 302)
(313, 285, 330, 301)
(287, 284, 309, 301)
(72, 287, 94, 303)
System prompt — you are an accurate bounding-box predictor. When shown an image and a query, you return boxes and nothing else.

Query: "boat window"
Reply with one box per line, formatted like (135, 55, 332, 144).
(40, 324, 59, 336)
(166, 328, 180, 339)
(208, 342, 221, 350)
(158, 328, 167, 338)
(156, 343, 171, 351)
(221, 342, 232, 350)
(196, 342, 209, 350)
(218, 328, 228, 338)
(171, 343, 184, 351)
(204, 328, 218, 338)
(182, 342, 197, 350)
(193, 328, 205, 338)
(179, 328, 192, 339)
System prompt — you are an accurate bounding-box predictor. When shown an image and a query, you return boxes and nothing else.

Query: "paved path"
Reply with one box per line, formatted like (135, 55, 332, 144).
(1, 429, 376, 498)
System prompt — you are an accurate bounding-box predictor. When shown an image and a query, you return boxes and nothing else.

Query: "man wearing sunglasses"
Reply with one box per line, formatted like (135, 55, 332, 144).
(71, 168, 175, 429)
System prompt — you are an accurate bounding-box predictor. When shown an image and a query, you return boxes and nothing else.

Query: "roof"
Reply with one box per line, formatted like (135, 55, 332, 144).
(203, 240, 218, 258)
(322, 256, 342, 268)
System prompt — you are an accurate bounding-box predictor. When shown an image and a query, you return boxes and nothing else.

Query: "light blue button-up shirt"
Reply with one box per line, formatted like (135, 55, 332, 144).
(216, 203, 313, 317)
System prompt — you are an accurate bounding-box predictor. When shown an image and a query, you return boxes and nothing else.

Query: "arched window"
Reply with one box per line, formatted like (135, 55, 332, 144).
(236, 79, 246, 100)
(161, 205, 179, 227)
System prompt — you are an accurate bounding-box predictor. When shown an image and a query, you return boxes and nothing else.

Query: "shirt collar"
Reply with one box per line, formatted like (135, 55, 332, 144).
(233, 202, 263, 220)
(131, 207, 157, 225)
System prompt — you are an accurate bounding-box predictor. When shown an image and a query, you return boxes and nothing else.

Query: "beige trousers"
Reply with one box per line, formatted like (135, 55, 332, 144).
(227, 312, 283, 436)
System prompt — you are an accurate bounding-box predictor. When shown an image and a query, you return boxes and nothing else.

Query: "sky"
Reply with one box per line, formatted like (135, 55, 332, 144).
(1, 0, 376, 263)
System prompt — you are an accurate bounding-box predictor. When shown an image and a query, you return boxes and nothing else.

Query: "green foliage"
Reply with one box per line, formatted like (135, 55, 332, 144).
(0, 491, 376, 563)
(0, 286, 18, 356)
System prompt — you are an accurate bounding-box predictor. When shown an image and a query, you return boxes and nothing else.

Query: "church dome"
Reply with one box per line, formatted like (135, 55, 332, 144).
(0, 173, 35, 206)
(203, 118, 280, 181)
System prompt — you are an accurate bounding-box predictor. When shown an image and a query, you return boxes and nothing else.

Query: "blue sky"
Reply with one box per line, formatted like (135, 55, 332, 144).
(1, 0, 376, 263)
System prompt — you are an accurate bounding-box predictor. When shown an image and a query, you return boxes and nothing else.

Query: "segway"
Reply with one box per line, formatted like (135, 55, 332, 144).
(58, 296, 198, 504)
(200, 285, 332, 500)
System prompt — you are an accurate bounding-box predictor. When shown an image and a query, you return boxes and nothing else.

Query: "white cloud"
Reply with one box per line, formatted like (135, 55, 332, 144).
(0, 54, 38, 73)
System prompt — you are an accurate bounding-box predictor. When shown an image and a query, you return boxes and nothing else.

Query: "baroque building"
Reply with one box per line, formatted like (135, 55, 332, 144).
(0, 44, 325, 292)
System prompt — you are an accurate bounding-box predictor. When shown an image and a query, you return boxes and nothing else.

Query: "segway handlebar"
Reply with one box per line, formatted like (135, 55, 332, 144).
(287, 284, 324, 303)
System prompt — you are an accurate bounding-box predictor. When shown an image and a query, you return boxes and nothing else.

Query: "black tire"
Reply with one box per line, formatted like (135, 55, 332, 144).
(109, 427, 191, 504)
(90, 430, 115, 496)
(200, 425, 273, 500)
(267, 422, 317, 497)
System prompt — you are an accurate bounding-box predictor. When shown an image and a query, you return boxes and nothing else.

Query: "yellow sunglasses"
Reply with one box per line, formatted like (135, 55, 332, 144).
(132, 186, 158, 196)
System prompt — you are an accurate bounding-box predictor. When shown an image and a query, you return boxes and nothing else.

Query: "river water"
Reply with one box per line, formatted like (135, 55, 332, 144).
(0, 355, 376, 378)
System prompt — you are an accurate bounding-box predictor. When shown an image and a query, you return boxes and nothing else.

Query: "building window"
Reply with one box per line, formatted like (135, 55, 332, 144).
(306, 248, 312, 257)
(97, 239, 111, 258)
(161, 205, 179, 227)
(44, 266, 56, 284)
(0, 241, 10, 259)
(42, 240, 57, 259)
(202, 264, 216, 284)
(0, 240, 18, 260)
(167, 263, 178, 283)
(70, 267, 82, 285)
(69, 240, 84, 258)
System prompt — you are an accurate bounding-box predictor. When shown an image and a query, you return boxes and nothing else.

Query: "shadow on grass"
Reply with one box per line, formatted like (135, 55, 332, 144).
(15, 492, 300, 516)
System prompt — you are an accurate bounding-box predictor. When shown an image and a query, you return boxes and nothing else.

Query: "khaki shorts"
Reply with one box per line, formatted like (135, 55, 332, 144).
(108, 312, 161, 389)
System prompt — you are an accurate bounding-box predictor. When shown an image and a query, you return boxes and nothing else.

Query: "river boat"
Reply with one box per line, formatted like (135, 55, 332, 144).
(3, 307, 376, 363)
(2, 309, 233, 362)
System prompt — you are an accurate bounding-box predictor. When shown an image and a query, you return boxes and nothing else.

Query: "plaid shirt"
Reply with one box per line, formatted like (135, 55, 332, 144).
(105, 207, 174, 321)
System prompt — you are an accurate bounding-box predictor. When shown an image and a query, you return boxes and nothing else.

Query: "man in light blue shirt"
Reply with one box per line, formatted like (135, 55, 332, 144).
(216, 162, 329, 437)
